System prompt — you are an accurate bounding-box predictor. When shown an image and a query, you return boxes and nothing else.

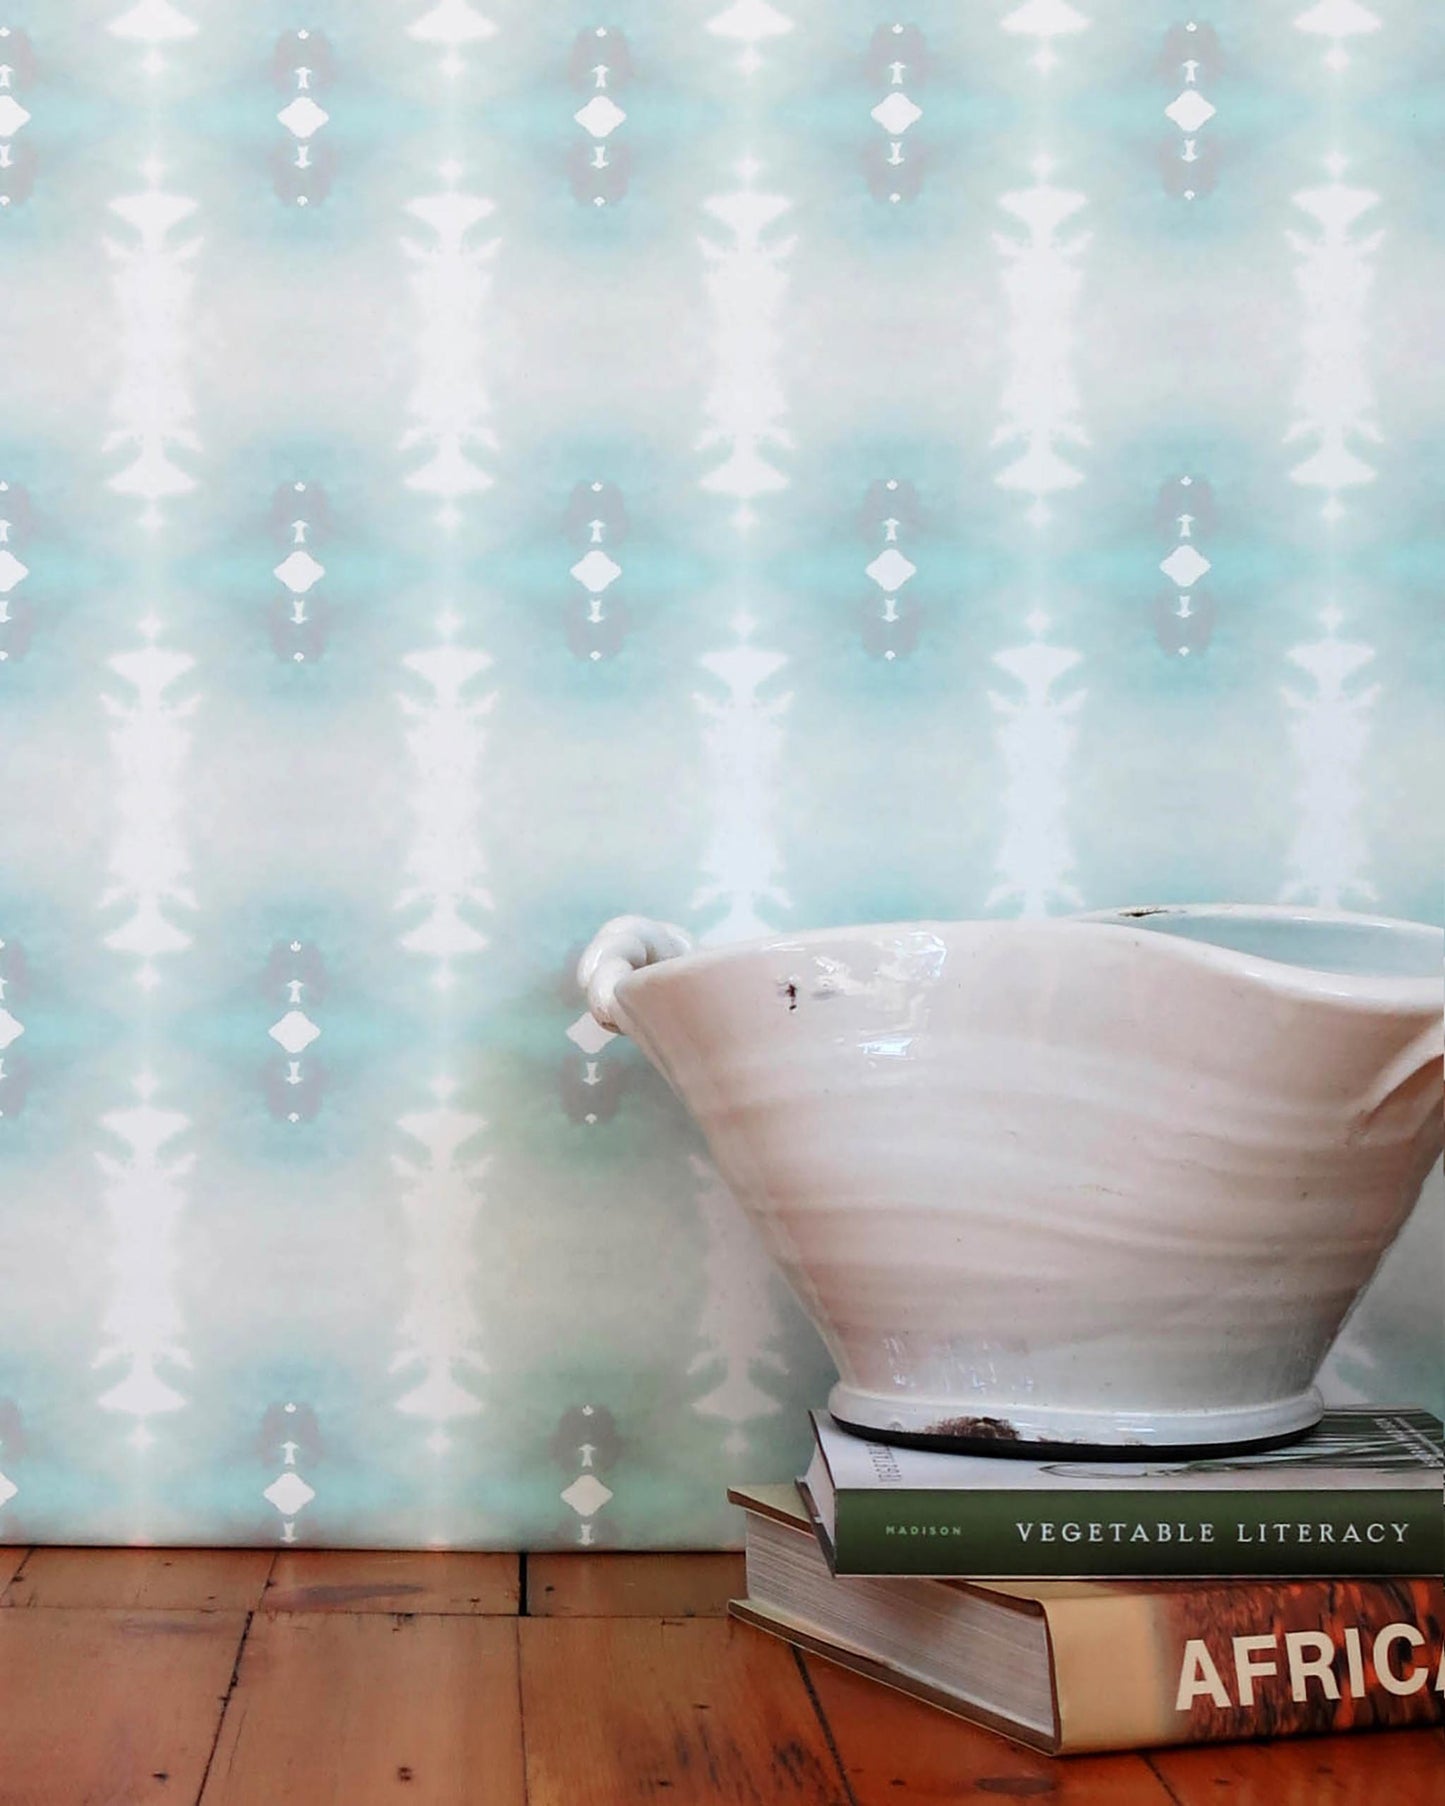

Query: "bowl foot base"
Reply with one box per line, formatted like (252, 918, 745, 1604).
(826, 1383, 1324, 1460)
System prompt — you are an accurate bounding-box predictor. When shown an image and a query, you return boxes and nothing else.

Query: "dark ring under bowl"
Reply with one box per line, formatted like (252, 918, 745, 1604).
(828, 1412, 1318, 1462)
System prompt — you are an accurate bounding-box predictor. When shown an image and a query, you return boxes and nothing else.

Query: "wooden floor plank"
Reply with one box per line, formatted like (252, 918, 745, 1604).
(263, 1548, 519, 1615)
(1148, 1725, 1445, 1805)
(2, 1547, 273, 1612)
(521, 1617, 851, 1804)
(0, 1607, 248, 1806)
(1, 1546, 1438, 1804)
(803, 1649, 1177, 1803)
(528, 1551, 743, 1619)
(199, 1612, 525, 1806)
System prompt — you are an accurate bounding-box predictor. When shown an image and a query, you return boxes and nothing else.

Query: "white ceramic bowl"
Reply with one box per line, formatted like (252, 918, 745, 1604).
(580, 907, 1444, 1451)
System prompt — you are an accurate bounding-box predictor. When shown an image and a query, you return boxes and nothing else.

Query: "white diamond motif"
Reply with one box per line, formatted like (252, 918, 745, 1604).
(1164, 91, 1216, 134)
(871, 93, 922, 136)
(263, 1472, 316, 1516)
(574, 96, 626, 139)
(1001, 0, 1089, 35)
(409, 0, 498, 44)
(570, 550, 622, 594)
(865, 549, 917, 593)
(269, 1010, 321, 1055)
(567, 1012, 616, 1056)
(0, 97, 31, 139)
(0, 1009, 22, 1051)
(273, 551, 326, 594)
(561, 1473, 613, 1518)
(0, 1470, 15, 1509)
(0, 551, 29, 594)
(1160, 545, 1211, 587)
(278, 97, 330, 141)
(708, 0, 793, 41)
(109, 0, 199, 40)
(1295, 0, 1381, 36)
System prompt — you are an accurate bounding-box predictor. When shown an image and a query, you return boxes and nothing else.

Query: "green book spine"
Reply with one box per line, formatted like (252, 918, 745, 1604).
(831, 1487, 1443, 1578)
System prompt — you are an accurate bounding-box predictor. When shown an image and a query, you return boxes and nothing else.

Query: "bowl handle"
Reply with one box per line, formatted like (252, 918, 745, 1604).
(1357, 1019, 1445, 1134)
(578, 915, 695, 1034)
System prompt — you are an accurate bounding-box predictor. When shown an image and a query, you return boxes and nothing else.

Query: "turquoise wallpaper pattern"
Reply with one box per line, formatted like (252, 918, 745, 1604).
(0, 0, 1439, 1547)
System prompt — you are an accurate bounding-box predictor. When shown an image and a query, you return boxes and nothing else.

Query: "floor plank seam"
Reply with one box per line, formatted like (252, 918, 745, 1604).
(790, 1647, 862, 1806)
(512, 1619, 531, 1805)
(1142, 1752, 1187, 1805)
(518, 1551, 529, 1618)
(257, 1546, 279, 1611)
(0, 1547, 35, 1604)
(192, 1607, 255, 1806)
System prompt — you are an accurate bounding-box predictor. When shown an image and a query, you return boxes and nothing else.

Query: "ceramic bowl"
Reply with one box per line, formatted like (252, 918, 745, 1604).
(580, 907, 1444, 1451)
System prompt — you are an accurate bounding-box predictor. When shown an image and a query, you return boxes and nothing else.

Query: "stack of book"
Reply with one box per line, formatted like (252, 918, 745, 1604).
(729, 1407, 1445, 1755)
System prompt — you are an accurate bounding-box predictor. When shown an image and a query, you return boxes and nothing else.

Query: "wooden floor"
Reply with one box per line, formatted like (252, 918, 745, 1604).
(0, 1545, 1439, 1804)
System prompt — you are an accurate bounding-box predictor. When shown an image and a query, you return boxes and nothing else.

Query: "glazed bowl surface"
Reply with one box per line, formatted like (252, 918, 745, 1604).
(581, 907, 1444, 1451)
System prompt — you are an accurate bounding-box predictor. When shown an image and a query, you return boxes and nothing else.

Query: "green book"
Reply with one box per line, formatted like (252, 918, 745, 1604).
(801, 1407, 1444, 1580)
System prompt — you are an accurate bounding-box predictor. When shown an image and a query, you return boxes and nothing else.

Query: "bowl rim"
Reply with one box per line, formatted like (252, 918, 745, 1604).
(612, 903, 1444, 1022)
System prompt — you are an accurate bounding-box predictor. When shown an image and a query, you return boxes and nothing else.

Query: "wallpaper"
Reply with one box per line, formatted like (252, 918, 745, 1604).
(0, 1, 1439, 1548)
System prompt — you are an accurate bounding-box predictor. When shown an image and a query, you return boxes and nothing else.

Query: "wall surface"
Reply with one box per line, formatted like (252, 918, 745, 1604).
(0, 1, 1439, 1547)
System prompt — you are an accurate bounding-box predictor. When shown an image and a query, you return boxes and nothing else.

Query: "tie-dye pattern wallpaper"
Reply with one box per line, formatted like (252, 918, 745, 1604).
(0, 1, 1439, 1548)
